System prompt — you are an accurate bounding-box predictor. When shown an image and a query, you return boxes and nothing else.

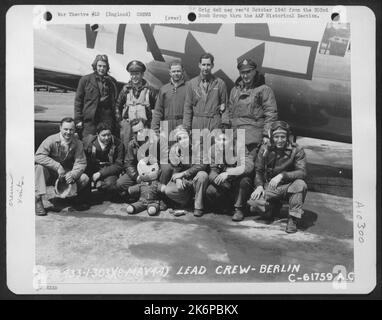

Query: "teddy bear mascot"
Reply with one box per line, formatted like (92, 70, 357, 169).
(122, 156, 167, 216)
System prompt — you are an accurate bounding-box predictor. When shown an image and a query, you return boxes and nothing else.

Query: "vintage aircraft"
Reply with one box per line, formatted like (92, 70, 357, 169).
(34, 22, 351, 147)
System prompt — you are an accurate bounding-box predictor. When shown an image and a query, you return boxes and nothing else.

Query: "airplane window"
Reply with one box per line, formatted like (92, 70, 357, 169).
(319, 22, 350, 57)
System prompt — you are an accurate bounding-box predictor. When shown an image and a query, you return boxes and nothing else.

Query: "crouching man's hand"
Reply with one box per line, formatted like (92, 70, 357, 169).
(65, 171, 75, 184)
(251, 186, 264, 200)
(57, 165, 66, 177)
(92, 172, 101, 182)
(171, 172, 185, 182)
(214, 172, 229, 185)
(268, 173, 283, 191)
(175, 179, 186, 190)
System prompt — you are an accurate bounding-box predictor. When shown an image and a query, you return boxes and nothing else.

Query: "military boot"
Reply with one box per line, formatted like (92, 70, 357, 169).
(286, 216, 298, 233)
(35, 196, 47, 216)
(193, 209, 204, 217)
(232, 208, 245, 222)
(159, 200, 167, 211)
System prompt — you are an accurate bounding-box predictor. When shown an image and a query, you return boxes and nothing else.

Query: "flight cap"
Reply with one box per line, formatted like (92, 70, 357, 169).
(237, 58, 257, 72)
(126, 60, 146, 72)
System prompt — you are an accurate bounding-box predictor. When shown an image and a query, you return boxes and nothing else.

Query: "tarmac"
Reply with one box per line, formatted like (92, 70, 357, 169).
(35, 91, 354, 284)
(36, 190, 353, 284)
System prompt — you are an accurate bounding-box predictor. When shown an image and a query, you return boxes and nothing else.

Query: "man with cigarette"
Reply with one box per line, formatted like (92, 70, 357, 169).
(35, 117, 89, 215)
(248, 121, 307, 233)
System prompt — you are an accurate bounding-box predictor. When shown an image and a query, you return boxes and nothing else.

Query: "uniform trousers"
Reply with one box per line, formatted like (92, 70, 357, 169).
(248, 179, 308, 219)
(164, 171, 209, 210)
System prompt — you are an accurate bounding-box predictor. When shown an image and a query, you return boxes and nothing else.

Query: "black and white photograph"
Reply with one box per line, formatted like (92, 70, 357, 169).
(6, 5, 377, 294)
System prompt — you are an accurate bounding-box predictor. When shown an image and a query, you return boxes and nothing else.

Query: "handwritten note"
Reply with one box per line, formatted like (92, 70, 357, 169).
(8, 174, 25, 208)
(8, 174, 13, 207)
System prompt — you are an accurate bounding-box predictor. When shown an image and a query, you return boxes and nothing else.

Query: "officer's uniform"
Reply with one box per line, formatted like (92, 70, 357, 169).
(115, 60, 158, 151)
(229, 59, 278, 158)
